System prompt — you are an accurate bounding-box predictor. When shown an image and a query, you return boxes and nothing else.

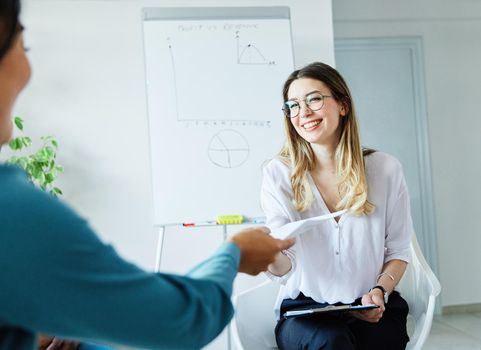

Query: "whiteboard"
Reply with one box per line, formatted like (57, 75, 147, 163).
(142, 7, 294, 225)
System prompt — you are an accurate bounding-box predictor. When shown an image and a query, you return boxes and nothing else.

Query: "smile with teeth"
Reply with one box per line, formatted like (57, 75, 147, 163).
(302, 119, 322, 129)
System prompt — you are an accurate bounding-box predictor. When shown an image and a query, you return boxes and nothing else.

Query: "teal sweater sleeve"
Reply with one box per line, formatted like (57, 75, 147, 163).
(0, 166, 240, 350)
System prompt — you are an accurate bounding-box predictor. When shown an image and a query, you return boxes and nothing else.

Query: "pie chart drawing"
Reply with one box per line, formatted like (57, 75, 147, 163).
(208, 130, 250, 168)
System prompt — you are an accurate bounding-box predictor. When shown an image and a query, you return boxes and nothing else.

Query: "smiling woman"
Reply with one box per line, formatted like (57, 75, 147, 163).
(261, 62, 414, 350)
(278, 62, 370, 215)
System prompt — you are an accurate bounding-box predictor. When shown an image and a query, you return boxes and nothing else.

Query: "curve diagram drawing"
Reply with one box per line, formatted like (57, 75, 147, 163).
(208, 129, 250, 168)
(236, 31, 275, 65)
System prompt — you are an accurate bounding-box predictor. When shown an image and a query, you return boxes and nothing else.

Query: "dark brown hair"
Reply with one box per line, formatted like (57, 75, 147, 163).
(0, 0, 21, 61)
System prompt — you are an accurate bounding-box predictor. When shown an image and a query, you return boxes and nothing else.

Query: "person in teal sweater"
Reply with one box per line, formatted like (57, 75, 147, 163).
(0, 1, 295, 349)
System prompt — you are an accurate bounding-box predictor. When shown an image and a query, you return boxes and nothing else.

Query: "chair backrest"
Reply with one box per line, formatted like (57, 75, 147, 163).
(397, 234, 441, 350)
(231, 280, 279, 350)
(232, 234, 441, 350)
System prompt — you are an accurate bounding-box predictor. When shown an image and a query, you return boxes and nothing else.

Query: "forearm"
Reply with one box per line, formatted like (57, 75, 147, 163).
(187, 242, 239, 294)
(358, 259, 408, 322)
(377, 259, 408, 293)
(267, 251, 292, 276)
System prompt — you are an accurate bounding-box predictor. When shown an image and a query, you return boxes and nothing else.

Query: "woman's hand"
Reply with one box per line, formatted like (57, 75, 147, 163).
(228, 227, 295, 275)
(350, 288, 385, 323)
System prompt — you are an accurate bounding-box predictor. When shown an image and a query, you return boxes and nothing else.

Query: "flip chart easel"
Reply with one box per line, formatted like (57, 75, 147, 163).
(142, 6, 294, 227)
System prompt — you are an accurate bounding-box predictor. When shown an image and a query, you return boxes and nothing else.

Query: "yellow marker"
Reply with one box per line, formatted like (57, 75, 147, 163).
(216, 214, 244, 225)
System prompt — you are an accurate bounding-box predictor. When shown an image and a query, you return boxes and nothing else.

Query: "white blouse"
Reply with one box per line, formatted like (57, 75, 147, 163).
(261, 152, 413, 317)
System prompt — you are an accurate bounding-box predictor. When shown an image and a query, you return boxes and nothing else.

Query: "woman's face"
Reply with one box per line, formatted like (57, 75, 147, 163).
(0, 30, 31, 145)
(286, 77, 345, 147)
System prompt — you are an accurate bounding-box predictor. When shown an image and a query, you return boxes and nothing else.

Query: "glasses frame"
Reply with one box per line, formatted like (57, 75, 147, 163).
(282, 91, 332, 118)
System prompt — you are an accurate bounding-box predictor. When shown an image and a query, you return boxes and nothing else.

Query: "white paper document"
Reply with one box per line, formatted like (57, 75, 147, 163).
(270, 209, 347, 240)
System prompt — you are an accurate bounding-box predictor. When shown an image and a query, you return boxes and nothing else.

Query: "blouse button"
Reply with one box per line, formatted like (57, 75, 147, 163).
(335, 251, 339, 255)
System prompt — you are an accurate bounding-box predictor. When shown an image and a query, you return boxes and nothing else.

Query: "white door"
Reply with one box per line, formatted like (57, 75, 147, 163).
(335, 38, 438, 274)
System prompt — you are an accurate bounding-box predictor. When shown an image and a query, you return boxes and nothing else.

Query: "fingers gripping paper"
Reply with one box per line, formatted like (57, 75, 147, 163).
(270, 210, 347, 240)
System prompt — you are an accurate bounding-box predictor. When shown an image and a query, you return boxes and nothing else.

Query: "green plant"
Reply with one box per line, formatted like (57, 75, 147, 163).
(4, 116, 63, 196)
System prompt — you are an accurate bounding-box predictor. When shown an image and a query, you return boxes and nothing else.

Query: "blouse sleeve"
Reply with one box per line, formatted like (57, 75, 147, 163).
(385, 167, 413, 264)
(260, 160, 297, 283)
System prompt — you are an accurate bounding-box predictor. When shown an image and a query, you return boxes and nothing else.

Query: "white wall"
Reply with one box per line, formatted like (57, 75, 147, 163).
(333, 0, 481, 307)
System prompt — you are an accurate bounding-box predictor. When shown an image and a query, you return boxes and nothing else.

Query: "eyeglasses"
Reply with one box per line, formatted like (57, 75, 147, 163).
(282, 91, 332, 118)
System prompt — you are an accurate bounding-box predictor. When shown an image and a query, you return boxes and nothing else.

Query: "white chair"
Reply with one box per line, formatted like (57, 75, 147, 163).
(231, 234, 441, 350)
(397, 234, 441, 350)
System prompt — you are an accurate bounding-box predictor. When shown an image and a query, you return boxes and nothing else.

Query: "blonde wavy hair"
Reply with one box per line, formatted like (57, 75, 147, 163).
(279, 62, 374, 215)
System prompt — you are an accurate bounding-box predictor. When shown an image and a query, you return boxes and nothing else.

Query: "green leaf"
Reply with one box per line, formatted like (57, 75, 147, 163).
(34, 150, 50, 163)
(52, 187, 63, 195)
(21, 136, 32, 147)
(14, 116, 24, 131)
(44, 146, 55, 157)
(18, 157, 28, 170)
(36, 147, 55, 161)
(31, 164, 43, 179)
(45, 173, 54, 184)
(38, 172, 46, 184)
(8, 138, 21, 150)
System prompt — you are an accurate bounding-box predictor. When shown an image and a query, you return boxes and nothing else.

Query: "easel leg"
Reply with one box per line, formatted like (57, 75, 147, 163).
(155, 226, 165, 273)
(223, 225, 232, 350)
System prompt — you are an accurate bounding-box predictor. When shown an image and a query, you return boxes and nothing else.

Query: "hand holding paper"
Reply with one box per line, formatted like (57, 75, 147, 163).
(270, 209, 347, 240)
